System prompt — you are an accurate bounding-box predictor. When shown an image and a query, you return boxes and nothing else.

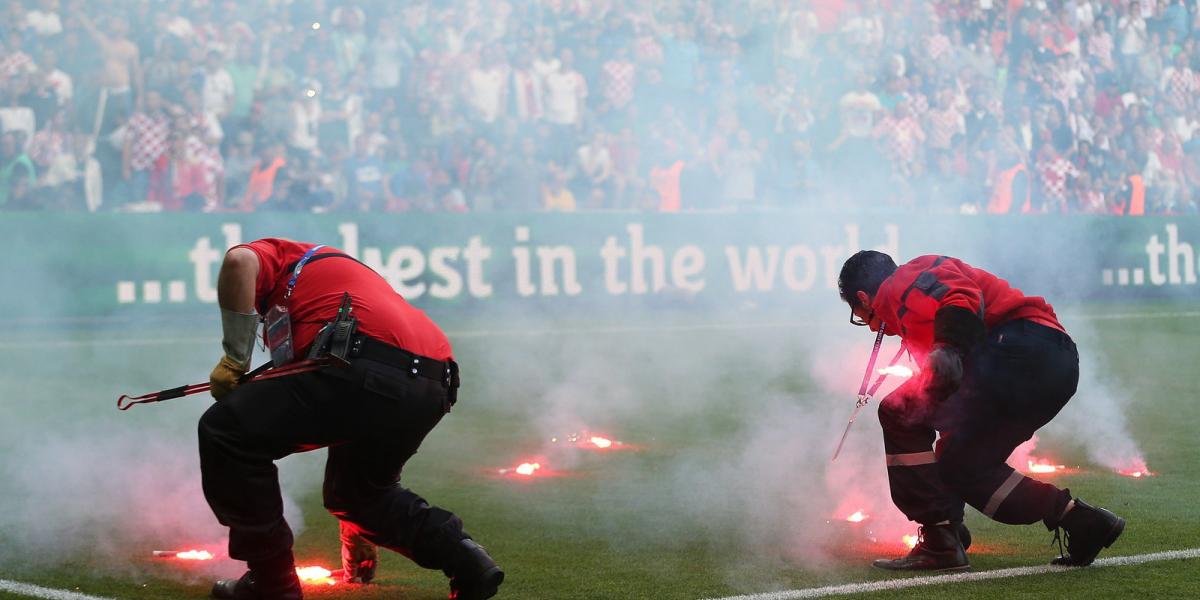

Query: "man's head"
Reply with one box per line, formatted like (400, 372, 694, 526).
(838, 250, 897, 325)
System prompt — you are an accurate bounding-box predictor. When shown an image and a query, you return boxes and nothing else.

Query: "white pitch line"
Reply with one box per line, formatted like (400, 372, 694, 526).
(0, 580, 119, 600)
(0, 310, 1196, 351)
(703, 547, 1200, 600)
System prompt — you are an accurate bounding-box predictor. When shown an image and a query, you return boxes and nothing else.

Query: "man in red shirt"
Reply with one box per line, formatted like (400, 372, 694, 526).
(201, 238, 503, 600)
(837, 251, 1125, 572)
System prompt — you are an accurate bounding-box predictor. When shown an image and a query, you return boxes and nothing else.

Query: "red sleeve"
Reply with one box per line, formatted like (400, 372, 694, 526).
(232, 238, 311, 314)
(929, 260, 985, 318)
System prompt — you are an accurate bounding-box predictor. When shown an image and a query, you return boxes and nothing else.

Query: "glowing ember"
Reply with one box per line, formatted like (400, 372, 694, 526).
(153, 549, 215, 560)
(499, 461, 544, 476)
(589, 436, 613, 449)
(176, 550, 214, 560)
(845, 511, 868, 523)
(1119, 468, 1153, 478)
(902, 534, 919, 549)
(877, 365, 914, 377)
(295, 566, 337, 586)
(1026, 460, 1065, 474)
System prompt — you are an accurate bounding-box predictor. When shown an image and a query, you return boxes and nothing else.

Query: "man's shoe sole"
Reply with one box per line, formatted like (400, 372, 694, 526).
(452, 567, 504, 600)
(872, 561, 971, 573)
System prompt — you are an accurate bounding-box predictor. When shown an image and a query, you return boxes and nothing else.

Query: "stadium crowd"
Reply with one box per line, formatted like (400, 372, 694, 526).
(0, 0, 1197, 214)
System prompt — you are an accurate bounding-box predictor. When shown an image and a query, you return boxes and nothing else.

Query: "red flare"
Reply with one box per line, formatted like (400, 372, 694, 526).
(1025, 459, 1066, 474)
(845, 511, 868, 523)
(295, 566, 340, 586)
(550, 431, 635, 451)
(902, 534, 919, 549)
(497, 459, 562, 478)
(877, 365, 913, 377)
(153, 549, 214, 560)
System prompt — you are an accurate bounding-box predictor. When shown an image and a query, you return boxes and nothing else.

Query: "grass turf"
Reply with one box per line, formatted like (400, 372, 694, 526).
(0, 303, 1197, 600)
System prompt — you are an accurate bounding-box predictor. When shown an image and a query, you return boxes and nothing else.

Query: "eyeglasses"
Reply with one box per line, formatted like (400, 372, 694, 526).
(850, 306, 874, 327)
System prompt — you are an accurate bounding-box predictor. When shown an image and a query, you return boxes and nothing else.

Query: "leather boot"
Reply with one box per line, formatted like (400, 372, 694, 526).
(873, 523, 970, 572)
(1049, 498, 1125, 566)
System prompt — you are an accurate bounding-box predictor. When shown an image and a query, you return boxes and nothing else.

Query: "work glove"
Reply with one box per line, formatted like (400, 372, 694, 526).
(209, 354, 248, 400)
(925, 305, 985, 402)
(211, 308, 259, 401)
(340, 521, 378, 584)
(923, 345, 963, 400)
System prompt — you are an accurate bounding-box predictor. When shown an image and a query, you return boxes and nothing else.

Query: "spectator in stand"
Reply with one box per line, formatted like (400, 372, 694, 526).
(74, 11, 140, 131)
(541, 163, 576, 212)
(0, 129, 35, 208)
(121, 89, 171, 206)
(342, 133, 384, 211)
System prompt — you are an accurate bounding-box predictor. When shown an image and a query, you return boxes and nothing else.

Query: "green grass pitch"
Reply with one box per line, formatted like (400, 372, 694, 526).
(0, 303, 1197, 600)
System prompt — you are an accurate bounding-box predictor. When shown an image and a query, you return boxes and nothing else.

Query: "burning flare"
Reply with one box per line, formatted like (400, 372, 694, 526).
(589, 436, 613, 449)
(153, 549, 214, 560)
(902, 534, 919, 549)
(176, 550, 214, 560)
(1025, 460, 1066, 474)
(295, 566, 338, 586)
(877, 365, 914, 377)
(845, 511, 868, 523)
(498, 461, 544, 476)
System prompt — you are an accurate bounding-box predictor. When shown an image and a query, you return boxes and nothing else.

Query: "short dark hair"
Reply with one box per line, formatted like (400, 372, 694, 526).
(838, 250, 897, 309)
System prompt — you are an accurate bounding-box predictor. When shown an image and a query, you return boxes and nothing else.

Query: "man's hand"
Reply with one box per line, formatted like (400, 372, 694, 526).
(924, 345, 963, 400)
(340, 521, 377, 584)
(209, 355, 247, 400)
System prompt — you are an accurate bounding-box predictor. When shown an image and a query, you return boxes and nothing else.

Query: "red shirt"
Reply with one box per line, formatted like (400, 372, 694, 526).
(871, 255, 1064, 357)
(237, 238, 453, 361)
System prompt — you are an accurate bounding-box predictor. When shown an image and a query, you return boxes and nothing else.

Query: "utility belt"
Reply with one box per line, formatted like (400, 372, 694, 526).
(348, 334, 460, 391)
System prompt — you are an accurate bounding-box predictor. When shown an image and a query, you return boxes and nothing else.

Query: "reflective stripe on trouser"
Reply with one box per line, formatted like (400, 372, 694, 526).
(878, 395, 965, 526)
(878, 320, 1078, 528)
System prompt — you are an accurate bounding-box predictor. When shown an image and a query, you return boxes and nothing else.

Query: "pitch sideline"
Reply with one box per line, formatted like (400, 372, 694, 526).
(0, 579, 118, 600)
(702, 547, 1200, 600)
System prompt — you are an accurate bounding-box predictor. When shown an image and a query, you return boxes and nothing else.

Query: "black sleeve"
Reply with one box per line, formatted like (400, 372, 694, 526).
(933, 305, 986, 352)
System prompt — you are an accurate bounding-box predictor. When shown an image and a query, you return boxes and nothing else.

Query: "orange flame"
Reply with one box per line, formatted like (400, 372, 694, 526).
(175, 550, 213, 560)
(845, 511, 868, 523)
(902, 534, 919, 549)
(877, 365, 914, 377)
(1117, 458, 1153, 478)
(1119, 468, 1153, 478)
(295, 566, 337, 586)
(499, 462, 543, 476)
(1026, 460, 1065, 474)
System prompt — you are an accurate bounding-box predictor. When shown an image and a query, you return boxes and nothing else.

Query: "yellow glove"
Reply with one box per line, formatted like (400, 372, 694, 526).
(209, 355, 248, 400)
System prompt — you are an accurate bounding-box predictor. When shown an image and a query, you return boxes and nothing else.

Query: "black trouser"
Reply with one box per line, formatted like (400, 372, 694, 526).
(878, 320, 1078, 528)
(198, 355, 467, 570)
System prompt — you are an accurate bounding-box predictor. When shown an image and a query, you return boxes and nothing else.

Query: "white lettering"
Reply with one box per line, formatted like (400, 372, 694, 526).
(536, 246, 582, 296)
(725, 246, 780, 292)
(671, 245, 705, 293)
(462, 236, 493, 298)
(600, 236, 628, 295)
(428, 247, 463, 299)
(782, 245, 818, 290)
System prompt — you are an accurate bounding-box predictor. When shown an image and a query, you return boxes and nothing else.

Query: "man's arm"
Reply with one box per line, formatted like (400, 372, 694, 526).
(210, 248, 260, 399)
(217, 247, 259, 314)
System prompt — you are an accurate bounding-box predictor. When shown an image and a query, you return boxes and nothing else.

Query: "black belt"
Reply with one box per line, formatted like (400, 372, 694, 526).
(349, 335, 460, 389)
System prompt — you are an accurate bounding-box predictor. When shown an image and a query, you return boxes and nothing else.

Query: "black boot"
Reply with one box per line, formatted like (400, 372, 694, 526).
(1049, 498, 1125, 566)
(956, 521, 972, 551)
(873, 523, 970, 572)
(211, 570, 303, 600)
(446, 538, 504, 600)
